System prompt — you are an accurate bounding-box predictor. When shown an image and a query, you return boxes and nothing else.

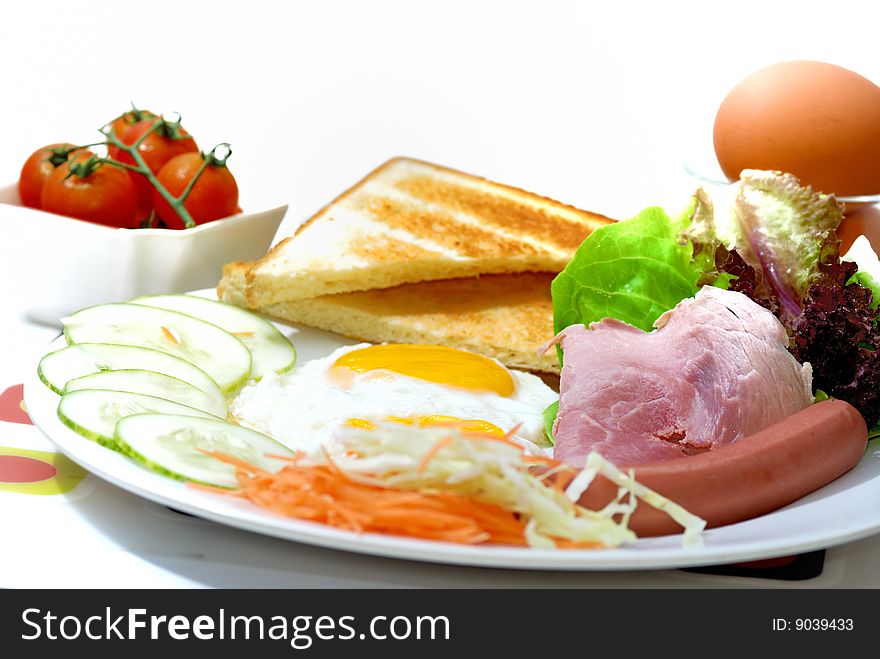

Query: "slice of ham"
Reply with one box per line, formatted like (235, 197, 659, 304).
(551, 286, 813, 467)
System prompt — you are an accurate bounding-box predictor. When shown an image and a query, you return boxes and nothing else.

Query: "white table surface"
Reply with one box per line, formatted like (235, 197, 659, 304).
(2, 0, 880, 588)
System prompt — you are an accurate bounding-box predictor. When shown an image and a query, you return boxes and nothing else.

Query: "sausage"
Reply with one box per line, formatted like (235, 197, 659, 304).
(577, 399, 868, 537)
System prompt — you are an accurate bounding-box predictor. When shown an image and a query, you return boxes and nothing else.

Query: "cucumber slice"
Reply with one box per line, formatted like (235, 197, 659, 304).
(132, 294, 296, 379)
(63, 303, 252, 394)
(63, 370, 227, 418)
(114, 413, 294, 487)
(58, 389, 218, 449)
(38, 343, 222, 398)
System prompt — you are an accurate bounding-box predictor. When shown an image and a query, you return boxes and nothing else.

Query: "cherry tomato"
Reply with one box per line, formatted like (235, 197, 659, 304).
(40, 156, 138, 228)
(109, 117, 198, 173)
(108, 107, 155, 142)
(18, 143, 88, 208)
(109, 117, 199, 215)
(153, 151, 239, 229)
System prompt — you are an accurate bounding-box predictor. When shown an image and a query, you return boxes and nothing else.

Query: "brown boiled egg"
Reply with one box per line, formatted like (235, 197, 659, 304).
(713, 61, 880, 197)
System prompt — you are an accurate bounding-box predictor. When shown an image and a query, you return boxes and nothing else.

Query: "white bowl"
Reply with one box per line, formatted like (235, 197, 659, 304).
(0, 184, 286, 325)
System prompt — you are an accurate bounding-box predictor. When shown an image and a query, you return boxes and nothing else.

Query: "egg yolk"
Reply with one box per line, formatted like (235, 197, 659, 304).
(345, 415, 506, 437)
(331, 344, 515, 396)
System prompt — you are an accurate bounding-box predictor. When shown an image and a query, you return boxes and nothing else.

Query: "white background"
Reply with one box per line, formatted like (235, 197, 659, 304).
(1, 0, 878, 228)
(1, 0, 880, 587)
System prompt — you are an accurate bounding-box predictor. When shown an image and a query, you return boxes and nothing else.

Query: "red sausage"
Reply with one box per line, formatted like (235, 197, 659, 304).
(577, 400, 868, 537)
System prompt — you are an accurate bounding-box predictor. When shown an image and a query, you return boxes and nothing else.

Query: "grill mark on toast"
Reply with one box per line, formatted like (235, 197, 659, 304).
(350, 232, 444, 263)
(357, 195, 537, 258)
(395, 175, 607, 251)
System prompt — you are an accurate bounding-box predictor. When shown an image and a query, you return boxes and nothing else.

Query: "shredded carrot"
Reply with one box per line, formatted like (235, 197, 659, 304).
(187, 481, 246, 496)
(453, 422, 530, 451)
(199, 448, 605, 549)
(416, 436, 453, 474)
(232, 331, 255, 338)
(264, 452, 301, 463)
(201, 449, 268, 474)
(554, 539, 605, 549)
(522, 454, 558, 465)
(468, 434, 524, 450)
(161, 326, 181, 345)
(205, 452, 529, 546)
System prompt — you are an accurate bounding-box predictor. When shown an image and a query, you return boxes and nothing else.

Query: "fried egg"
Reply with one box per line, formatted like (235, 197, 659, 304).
(230, 343, 557, 454)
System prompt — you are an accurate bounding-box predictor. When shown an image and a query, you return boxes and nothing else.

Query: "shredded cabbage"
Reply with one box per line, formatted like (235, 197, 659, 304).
(313, 424, 706, 549)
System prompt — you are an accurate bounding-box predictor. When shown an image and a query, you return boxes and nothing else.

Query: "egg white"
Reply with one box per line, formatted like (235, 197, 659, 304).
(230, 343, 557, 455)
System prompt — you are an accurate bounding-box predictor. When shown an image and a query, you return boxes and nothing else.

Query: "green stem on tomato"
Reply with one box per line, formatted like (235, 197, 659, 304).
(124, 102, 154, 123)
(175, 143, 231, 208)
(153, 113, 195, 143)
(64, 154, 105, 180)
(45, 141, 106, 167)
(206, 143, 232, 167)
(176, 155, 212, 208)
(105, 104, 155, 139)
(101, 122, 198, 229)
(76, 140, 109, 151)
(103, 158, 143, 174)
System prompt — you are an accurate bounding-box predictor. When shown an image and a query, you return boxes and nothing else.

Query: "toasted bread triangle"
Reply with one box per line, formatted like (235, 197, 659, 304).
(218, 266, 560, 374)
(229, 157, 612, 307)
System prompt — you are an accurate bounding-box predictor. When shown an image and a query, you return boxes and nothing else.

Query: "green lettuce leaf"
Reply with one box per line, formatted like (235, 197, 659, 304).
(728, 170, 844, 319)
(549, 171, 845, 371)
(684, 188, 737, 289)
(542, 400, 558, 446)
(685, 187, 736, 270)
(847, 270, 880, 310)
(551, 206, 703, 335)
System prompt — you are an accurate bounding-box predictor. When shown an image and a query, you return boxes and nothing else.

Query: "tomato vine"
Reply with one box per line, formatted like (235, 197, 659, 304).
(101, 115, 211, 229)
(54, 111, 229, 230)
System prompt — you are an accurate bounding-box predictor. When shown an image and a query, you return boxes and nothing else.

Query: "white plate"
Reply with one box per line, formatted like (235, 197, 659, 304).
(23, 322, 880, 571)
